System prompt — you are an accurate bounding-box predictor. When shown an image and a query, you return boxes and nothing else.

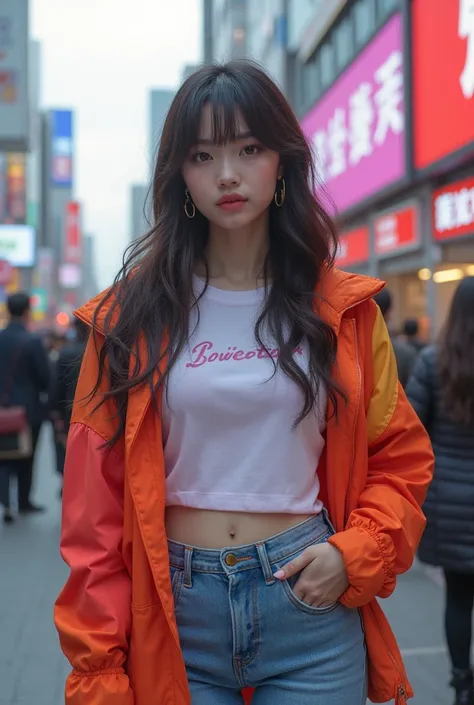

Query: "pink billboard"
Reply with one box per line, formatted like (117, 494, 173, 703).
(301, 13, 405, 214)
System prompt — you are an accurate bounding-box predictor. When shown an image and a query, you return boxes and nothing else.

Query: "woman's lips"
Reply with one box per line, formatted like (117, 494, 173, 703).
(217, 198, 247, 212)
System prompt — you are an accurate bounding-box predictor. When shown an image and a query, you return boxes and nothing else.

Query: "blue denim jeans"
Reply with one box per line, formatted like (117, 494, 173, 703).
(168, 510, 367, 704)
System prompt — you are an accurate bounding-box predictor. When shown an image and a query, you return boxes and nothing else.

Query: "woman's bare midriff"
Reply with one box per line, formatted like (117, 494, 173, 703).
(165, 506, 315, 549)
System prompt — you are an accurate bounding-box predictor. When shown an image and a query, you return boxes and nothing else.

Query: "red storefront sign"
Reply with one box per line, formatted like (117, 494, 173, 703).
(412, 0, 474, 169)
(336, 227, 370, 268)
(432, 176, 474, 241)
(64, 201, 81, 265)
(374, 204, 419, 256)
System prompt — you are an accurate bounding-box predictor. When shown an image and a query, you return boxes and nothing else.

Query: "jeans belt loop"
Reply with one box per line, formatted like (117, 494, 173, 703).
(256, 541, 275, 585)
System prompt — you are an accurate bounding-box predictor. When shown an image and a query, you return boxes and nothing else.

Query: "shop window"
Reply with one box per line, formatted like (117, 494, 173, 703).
(335, 14, 354, 71)
(320, 40, 335, 89)
(377, 0, 399, 21)
(354, 0, 376, 48)
(310, 56, 321, 104)
(302, 56, 321, 111)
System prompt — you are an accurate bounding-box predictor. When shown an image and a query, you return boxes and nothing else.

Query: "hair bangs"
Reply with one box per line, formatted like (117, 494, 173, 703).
(203, 73, 288, 153)
(205, 78, 246, 146)
(176, 67, 285, 156)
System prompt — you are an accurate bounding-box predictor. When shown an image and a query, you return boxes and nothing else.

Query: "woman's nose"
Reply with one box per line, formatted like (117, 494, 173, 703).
(217, 158, 241, 188)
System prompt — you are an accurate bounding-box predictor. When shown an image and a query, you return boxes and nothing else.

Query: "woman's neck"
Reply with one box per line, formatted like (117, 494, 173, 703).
(201, 214, 270, 290)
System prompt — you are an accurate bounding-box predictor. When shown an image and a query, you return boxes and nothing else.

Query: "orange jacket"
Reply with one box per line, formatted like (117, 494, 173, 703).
(54, 268, 434, 705)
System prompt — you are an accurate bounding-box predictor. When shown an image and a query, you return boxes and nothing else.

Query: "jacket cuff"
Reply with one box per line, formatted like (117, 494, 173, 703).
(328, 526, 390, 608)
(66, 669, 134, 705)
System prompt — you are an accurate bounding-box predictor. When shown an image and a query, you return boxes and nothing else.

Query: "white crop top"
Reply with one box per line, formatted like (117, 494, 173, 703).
(162, 277, 327, 514)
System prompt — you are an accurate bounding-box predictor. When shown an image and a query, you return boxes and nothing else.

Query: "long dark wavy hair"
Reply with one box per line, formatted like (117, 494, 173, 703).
(93, 60, 343, 446)
(439, 276, 474, 426)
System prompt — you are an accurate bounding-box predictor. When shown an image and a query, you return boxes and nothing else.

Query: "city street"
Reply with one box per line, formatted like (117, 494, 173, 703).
(0, 426, 457, 705)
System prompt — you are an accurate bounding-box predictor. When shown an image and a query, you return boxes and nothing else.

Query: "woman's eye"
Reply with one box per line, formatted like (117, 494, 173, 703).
(193, 152, 211, 163)
(241, 144, 260, 156)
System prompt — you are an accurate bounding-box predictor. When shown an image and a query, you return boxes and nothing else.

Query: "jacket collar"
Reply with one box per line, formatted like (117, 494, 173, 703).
(75, 267, 385, 335)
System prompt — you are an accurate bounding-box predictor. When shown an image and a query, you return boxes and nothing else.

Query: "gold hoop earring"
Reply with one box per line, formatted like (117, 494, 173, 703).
(274, 177, 286, 208)
(184, 190, 196, 219)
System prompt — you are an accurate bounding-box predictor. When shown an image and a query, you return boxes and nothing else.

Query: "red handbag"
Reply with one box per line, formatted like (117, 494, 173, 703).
(0, 405, 28, 434)
(0, 339, 33, 459)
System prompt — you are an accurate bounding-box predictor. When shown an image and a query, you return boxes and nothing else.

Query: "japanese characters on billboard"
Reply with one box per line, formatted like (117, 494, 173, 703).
(301, 13, 405, 215)
(335, 226, 370, 268)
(413, 0, 474, 169)
(50, 110, 74, 188)
(0, 0, 29, 152)
(432, 176, 474, 242)
(374, 204, 420, 257)
(64, 201, 82, 265)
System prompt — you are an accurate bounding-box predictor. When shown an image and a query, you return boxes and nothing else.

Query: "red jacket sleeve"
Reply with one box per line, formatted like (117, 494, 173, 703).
(54, 334, 133, 705)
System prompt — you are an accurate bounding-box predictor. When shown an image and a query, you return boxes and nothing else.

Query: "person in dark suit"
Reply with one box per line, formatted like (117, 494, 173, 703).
(402, 318, 426, 354)
(0, 292, 50, 522)
(373, 289, 417, 388)
(49, 318, 88, 490)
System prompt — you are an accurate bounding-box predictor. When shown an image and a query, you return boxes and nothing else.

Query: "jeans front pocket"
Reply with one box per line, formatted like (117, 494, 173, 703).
(276, 527, 340, 616)
(282, 573, 340, 615)
(170, 566, 184, 609)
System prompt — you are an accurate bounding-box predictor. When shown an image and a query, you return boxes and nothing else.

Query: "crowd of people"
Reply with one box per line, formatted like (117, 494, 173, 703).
(0, 292, 87, 521)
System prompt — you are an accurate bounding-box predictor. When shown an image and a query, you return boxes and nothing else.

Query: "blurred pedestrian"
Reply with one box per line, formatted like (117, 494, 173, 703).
(55, 61, 433, 705)
(49, 318, 88, 489)
(402, 318, 426, 353)
(406, 276, 474, 705)
(0, 292, 50, 522)
(373, 289, 417, 387)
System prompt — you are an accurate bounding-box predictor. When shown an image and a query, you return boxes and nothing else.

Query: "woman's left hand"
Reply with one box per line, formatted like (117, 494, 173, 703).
(273, 543, 349, 608)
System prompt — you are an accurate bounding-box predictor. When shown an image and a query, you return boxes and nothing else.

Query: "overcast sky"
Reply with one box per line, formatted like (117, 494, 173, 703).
(31, 0, 202, 290)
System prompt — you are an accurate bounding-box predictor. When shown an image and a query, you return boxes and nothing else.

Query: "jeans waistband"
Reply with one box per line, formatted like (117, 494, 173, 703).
(167, 508, 335, 578)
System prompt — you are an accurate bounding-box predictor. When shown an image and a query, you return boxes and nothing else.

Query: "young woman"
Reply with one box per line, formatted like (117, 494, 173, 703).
(54, 61, 433, 705)
(406, 277, 474, 705)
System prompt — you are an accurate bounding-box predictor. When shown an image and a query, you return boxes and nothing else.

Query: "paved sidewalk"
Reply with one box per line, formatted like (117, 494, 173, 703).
(0, 426, 69, 705)
(0, 426, 463, 704)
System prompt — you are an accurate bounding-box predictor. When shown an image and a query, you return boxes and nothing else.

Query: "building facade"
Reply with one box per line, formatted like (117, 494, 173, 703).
(82, 233, 99, 302)
(204, 0, 288, 91)
(129, 183, 149, 243)
(294, 0, 474, 338)
(210, 0, 247, 62)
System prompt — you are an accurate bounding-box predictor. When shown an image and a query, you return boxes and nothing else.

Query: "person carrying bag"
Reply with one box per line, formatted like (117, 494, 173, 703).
(0, 340, 33, 461)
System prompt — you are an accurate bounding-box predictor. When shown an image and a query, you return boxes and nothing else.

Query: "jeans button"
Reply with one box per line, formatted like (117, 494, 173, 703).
(225, 553, 237, 566)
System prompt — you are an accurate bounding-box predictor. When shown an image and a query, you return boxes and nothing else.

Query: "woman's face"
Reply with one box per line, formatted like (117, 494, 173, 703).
(181, 105, 281, 231)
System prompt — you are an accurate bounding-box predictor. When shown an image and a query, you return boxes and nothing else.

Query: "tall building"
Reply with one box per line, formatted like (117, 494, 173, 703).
(246, 0, 288, 90)
(82, 234, 100, 301)
(149, 89, 175, 175)
(206, 0, 248, 62)
(203, 0, 288, 92)
(0, 0, 32, 326)
(129, 183, 149, 242)
(27, 40, 41, 237)
(203, 0, 214, 63)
